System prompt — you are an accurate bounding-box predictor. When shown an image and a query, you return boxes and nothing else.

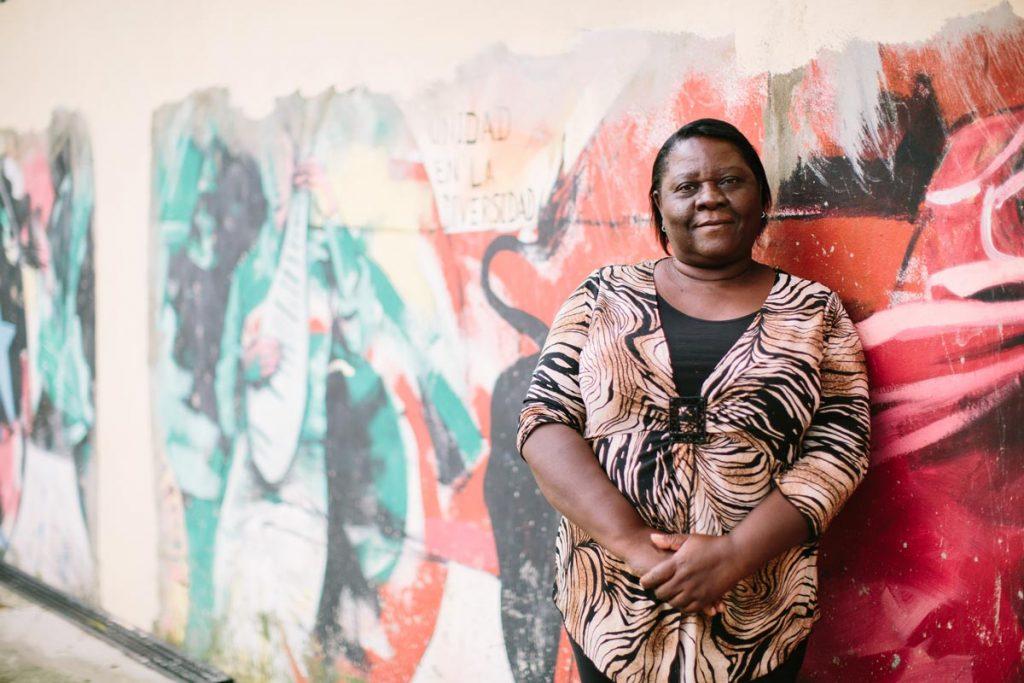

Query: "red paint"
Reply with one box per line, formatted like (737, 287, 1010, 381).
(307, 317, 328, 335)
(471, 387, 491, 445)
(392, 376, 498, 573)
(553, 628, 581, 683)
(369, 559, 448, 682)
(346, 377, 448, 680)
(388, 158, 431, 183)
(392, 376, 441, 522)
(879, 24, 1024, 125)
(758, 216, 916, 320)
(913, 110, 1024, 272)
(803, 109, 1024, 681)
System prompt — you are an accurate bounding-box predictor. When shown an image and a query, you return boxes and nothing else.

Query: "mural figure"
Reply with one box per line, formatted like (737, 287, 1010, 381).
(154, 90, 485, 680)
(154, 101, 269, 655)
(0, 113, 95, 599)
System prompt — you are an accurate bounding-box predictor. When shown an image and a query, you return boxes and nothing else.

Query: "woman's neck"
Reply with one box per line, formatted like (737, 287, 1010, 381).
(666, 256, 757, 284)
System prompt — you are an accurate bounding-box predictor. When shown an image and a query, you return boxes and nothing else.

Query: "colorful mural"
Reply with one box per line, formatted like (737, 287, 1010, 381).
(152, 8, 1024, 682)
(0, 112, 96, 599)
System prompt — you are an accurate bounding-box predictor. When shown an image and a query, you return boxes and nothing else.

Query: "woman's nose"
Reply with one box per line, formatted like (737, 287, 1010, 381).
(695, 182, 726, 209)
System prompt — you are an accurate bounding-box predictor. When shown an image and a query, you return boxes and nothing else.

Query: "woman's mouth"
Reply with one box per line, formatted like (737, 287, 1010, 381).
(693, 219, 733, 228)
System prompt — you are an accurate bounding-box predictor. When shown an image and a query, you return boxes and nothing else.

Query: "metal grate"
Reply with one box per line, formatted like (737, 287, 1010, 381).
(0, 561, 232, 682)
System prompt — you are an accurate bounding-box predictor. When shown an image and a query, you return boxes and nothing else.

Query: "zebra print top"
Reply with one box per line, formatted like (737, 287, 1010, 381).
(516, 259, 871, 683)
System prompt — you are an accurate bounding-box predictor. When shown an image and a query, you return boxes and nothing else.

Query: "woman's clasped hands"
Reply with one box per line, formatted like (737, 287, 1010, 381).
(639, 532, 745, 618)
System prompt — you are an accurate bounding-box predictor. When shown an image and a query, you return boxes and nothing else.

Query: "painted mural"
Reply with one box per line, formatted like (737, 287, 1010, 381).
(0, 112, 96, 599)
(152, 7, 1024, 682)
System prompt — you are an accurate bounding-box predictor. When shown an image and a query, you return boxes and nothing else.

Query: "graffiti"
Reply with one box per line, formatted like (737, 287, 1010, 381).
(151, 9, 1024, 682)
(810, 107, 1024, 681)
(0, 112, 95, 599)
(152, 90, 495, 680)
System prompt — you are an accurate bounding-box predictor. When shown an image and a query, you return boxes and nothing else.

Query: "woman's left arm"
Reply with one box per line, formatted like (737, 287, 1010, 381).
(641, 292, 871, 612)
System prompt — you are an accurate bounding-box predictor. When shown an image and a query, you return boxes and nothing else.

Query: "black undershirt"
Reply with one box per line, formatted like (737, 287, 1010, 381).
(656, 292, 758, 396)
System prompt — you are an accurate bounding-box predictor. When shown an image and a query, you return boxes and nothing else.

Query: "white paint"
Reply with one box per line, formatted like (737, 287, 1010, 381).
(411, 563, 515, 683)
(5, 443, 95, 600)
(994, 573, 1002, 638)
(0, 0, 1019, 632)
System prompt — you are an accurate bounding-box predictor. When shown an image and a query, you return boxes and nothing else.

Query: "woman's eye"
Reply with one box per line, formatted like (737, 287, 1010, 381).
(678, 183, 697, 193)
(720, 176, 739, 186)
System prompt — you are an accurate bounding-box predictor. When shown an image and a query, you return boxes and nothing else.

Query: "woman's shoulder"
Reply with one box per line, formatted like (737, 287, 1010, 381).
(770, 266, 835, 296)
(770, 267, 845, 315)
(585, 259, 659, 286)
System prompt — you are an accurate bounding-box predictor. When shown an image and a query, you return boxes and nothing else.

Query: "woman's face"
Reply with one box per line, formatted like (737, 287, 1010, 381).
(654, 137, 763, 267)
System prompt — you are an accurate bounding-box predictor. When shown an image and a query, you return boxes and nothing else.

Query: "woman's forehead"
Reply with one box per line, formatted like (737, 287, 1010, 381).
(666, 137, 748, 170)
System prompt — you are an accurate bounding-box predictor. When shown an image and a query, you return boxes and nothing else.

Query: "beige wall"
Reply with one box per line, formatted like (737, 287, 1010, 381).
(0, 0, 1018, 631)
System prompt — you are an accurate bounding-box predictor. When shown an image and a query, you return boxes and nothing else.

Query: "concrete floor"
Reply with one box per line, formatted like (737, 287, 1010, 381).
(0, 585, 173, 682)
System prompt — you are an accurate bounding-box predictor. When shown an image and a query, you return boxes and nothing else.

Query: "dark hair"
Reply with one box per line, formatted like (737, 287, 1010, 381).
(649, 118, 772, 253)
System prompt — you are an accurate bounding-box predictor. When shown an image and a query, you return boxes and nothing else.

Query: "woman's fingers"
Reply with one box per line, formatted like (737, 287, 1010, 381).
(700, 600, 726, 617)
(640, 555, 681, 589)
(675, 597, 703, 613)
(650, 533, 688, 552)
(652, 570, 689, 601)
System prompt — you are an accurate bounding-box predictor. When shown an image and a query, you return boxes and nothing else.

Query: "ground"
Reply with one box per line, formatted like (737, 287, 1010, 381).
(0, 585, 172, 683)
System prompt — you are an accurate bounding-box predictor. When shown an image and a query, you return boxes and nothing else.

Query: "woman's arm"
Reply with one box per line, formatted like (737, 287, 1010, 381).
(518, 270, 711, 610)
(516, 270, 667, 573)
(522, 423, 671, 576)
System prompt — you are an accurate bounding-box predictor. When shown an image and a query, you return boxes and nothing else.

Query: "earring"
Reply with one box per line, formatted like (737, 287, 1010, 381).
(660, 225, 667, 233)
(761, 211, 768, 220)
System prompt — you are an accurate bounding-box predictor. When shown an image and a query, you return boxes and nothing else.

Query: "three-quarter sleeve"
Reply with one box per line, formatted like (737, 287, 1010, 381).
(775, 292, 871, 538)
(515, 270, 601, 456)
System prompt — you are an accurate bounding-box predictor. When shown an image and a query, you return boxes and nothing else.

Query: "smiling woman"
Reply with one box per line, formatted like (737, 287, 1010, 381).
(517, 119, 871, 682)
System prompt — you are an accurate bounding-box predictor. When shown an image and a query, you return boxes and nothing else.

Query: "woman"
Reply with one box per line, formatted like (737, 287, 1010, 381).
(517, 119, 870, 682)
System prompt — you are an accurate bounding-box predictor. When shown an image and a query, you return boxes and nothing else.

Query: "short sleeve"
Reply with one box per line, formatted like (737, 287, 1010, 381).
(774, 292, 871, 538)
(515, 270, 601, 457)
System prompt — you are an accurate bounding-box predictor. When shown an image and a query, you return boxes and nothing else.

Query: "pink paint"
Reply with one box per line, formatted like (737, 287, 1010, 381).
(926, 259, 1024, 298)
(423, 518, 498, 575)
(857, 299, 1024, 348)
(19, 149, 54, 230)
(873, 353, 1024, 406)
(913, 110, 1024, 271)
(0, 427, 21, 525)
(873, 378, 1018, 463)
(925, 120, 1024, 206)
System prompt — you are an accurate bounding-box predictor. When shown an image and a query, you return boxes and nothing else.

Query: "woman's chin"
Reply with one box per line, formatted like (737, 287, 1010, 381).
(687, 242, 751, 265)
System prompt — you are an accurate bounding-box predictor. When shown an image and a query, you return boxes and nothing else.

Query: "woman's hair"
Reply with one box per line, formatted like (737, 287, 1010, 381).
(649, 118, 772, 253)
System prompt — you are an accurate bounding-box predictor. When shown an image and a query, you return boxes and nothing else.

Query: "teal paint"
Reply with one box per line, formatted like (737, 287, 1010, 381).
(159, 138, 204, 225)
(183, 496, 221, 656)
(426, 371, 482, 466)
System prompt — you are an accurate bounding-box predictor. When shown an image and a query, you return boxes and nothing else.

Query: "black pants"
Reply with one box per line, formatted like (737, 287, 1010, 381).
(569, 635, 808, 683)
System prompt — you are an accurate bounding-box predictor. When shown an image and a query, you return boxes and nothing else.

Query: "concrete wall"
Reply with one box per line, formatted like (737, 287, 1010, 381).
(2, 0, 1023, 680)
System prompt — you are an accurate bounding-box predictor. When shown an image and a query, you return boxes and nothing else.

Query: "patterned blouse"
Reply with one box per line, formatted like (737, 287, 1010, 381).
(516, 259, 871, 682)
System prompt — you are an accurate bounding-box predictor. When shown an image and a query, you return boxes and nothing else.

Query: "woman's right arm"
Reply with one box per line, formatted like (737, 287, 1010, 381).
(514, 270, 668, 574)
(521, 423, 670, 576)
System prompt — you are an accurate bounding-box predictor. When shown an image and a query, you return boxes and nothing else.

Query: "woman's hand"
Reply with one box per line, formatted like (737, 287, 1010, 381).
(639, 533, 743, 616)
(618, 529, 675, 577)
